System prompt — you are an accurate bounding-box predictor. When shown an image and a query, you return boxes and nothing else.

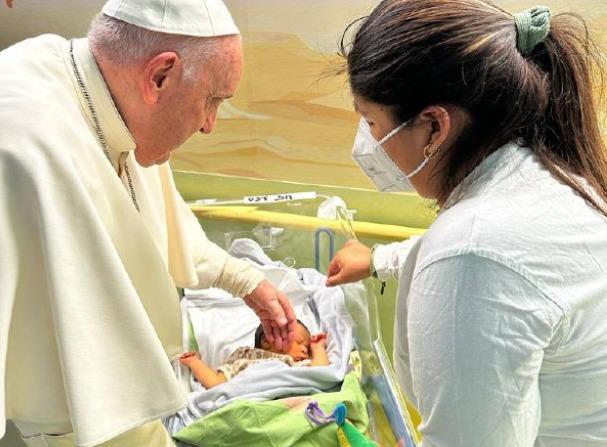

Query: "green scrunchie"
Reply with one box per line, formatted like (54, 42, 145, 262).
(514, 6, 551, 56)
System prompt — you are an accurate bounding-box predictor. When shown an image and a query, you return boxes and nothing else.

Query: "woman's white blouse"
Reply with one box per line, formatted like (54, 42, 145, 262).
(374, 143, 607, 446)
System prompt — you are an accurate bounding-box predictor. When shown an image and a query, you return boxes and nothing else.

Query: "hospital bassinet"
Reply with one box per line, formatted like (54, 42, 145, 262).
(181, 175, 427, 447)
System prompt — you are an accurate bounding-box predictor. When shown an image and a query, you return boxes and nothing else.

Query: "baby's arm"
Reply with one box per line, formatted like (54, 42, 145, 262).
(310, 334, 330, 366)
(179, 352, 227, 388)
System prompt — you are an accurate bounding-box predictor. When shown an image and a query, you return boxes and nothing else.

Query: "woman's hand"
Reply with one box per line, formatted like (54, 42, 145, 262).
(326, 239, 372, 286)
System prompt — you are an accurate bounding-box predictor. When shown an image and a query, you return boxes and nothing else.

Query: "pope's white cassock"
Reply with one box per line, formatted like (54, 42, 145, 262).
(0, 22, 265, 447)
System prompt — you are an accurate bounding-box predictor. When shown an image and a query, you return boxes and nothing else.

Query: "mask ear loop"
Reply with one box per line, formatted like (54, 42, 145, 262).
(378, 120, 410, 146)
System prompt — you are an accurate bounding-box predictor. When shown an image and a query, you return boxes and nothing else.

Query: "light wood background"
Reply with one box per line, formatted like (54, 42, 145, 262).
(172, 0, 607, 188)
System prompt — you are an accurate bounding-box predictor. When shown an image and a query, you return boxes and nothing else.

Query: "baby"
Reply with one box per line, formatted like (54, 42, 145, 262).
(180, 320, 329, 389)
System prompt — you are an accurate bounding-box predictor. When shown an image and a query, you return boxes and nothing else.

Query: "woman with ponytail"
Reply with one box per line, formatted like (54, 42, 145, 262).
(327, 1, 607, 445)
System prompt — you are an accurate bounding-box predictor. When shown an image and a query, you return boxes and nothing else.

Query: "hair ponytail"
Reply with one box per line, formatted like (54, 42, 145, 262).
(531, 13, 607, 214)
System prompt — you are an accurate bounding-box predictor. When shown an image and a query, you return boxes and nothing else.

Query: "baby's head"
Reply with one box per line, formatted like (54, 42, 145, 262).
(254, 319, 311, 361)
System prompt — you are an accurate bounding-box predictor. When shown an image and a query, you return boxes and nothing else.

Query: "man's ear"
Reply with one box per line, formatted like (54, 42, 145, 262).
(418, 105, 451, 156)
(141, 52, 181, 105)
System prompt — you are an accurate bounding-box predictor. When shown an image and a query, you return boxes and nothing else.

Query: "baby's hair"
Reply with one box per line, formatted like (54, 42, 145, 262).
(254, 319, 309, 348)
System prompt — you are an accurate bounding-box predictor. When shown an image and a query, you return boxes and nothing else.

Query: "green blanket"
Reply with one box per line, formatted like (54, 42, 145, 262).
(174, 372, 370, 447)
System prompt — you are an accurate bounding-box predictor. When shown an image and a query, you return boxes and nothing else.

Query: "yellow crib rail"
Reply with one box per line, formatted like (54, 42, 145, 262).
(190, 205, 426, 242)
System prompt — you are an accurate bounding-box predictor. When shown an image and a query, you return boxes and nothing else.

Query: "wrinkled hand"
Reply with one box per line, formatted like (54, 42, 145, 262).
(326, 239, 372, 287)
(310, 333, 328, 351)
(244, 279, 297, 351)
(5, 0, 14, 8)
(179, 351, 201, 367)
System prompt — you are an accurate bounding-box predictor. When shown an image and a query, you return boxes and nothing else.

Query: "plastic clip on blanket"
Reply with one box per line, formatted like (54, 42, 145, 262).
(305, 401, 378, 447)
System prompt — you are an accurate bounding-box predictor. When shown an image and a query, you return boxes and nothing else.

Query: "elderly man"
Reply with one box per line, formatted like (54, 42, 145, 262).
(0, 0, 297, 445)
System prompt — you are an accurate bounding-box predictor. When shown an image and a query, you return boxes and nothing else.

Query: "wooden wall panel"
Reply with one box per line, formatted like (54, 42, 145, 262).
(171, 0, 607, 188)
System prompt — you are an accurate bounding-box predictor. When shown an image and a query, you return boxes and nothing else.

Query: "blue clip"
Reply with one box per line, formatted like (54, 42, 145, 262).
(333, 403, 347, 426)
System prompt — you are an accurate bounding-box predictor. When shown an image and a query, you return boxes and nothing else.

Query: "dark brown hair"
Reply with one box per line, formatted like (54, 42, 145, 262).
(340, 0, 607, 212)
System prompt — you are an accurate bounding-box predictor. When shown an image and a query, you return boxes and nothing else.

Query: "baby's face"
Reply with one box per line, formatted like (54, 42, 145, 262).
(286, 323, 311, 361)
(265, 323, 310, 361)
(263, 322, 311, 361)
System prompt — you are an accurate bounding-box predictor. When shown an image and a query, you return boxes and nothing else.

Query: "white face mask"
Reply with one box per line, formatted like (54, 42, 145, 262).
(351, 118, 431, 192)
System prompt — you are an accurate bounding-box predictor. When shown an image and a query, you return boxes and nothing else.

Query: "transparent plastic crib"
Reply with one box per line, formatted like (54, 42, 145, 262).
(189, 191, 421, 447)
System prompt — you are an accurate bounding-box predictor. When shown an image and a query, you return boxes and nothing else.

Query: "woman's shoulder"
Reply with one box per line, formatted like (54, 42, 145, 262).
(417, 200, 537, 288)
(418, 196, 513, 264)
(416, 180, 607, 312)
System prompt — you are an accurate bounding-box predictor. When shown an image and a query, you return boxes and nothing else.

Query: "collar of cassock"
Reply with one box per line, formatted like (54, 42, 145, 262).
(68, 38, 136, 173)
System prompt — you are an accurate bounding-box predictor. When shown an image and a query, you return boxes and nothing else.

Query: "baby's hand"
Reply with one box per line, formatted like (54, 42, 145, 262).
(310, 333, 328, 351)
(179, 351, 201, 367)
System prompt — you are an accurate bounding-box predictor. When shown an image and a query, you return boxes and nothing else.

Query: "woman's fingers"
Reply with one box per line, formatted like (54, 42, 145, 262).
(326, 256, 344, 286)
(326, 241, 373, 286)
(326, 267, 346, 287)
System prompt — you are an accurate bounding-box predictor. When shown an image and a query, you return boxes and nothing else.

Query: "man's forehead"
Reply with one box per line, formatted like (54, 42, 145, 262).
(203, 68, 237, 99)
(205, 49, 242, 97)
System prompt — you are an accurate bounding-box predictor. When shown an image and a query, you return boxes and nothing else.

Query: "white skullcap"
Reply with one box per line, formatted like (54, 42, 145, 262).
(102, 0, 239, 37)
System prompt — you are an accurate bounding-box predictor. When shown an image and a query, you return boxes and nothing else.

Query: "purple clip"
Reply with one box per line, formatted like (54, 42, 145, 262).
(305, 401, 336, 427)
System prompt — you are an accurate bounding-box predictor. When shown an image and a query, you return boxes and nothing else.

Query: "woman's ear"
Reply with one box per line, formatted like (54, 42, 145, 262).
(418, 105, 452, 156)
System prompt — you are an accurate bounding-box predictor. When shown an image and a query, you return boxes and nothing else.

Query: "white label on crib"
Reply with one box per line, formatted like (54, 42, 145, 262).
(193, 198, 218, 205)
(244, 192, 317, 204)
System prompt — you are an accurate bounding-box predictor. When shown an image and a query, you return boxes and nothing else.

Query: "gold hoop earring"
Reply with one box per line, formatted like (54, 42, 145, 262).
(424, 143, 440, 159)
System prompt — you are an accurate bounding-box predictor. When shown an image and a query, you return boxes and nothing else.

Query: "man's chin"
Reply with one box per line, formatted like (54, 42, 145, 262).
(157, 153, 172, 164)
(134, 148, 171, 167)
